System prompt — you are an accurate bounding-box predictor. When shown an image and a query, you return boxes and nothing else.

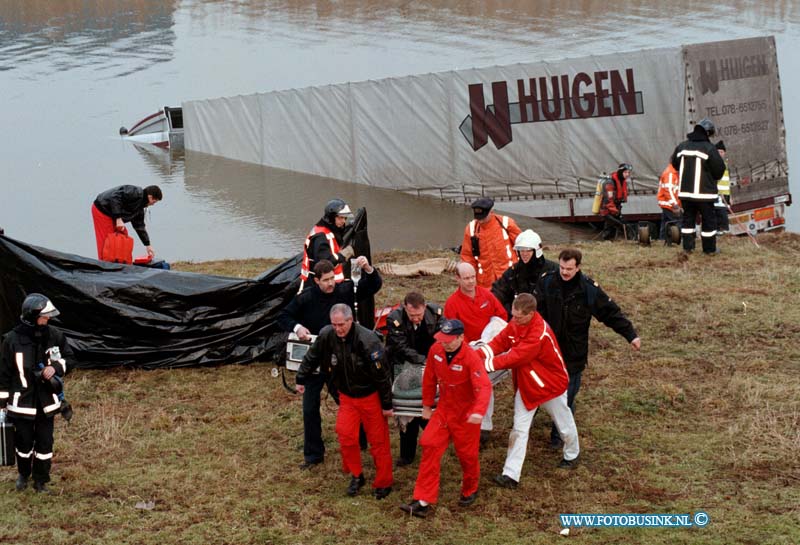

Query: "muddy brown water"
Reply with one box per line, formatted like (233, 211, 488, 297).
(1, 0, 797, 260)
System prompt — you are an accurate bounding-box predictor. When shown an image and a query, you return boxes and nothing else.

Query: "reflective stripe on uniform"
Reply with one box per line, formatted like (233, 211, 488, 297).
(501, 216, 513, 266)
(43, 394, 61, 414)
(15, 352, 27, 389)
(469, 220, 483, 275)
(299, 225, 345, 286)
(701, 230, 717, 238)
(678, 191, 717, 200)
(9, 404, 36, 416)
(529, 369, 545, 388)
(678, 150, 709, 196)
(16, 448, 34, 459)
(541, 329, 565, 366)
(479, 345, 495, 372)
(34, 451, 53, 460)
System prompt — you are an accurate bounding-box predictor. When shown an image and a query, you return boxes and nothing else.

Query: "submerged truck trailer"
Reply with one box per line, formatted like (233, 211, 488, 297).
(180, 35, 790, 234)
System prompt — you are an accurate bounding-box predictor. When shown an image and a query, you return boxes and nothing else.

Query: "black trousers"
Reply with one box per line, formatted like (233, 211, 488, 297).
(398, 417, 427, 463)
(301, 373, 366, 463)
(714, 205, 730, 232)
(681, 200, 718, 253)
(12, 412, 54, 484)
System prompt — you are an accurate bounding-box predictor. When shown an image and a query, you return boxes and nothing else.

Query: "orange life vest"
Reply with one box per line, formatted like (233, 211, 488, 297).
(299, 225, 345, 290)
(657, 164, 681, 210)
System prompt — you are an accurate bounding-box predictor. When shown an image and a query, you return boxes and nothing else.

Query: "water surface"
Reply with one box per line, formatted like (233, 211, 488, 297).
(1, 0, 797, 260)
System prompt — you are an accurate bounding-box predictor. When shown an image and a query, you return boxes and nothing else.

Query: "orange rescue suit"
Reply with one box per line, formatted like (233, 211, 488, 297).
(460, 213, 521, 288)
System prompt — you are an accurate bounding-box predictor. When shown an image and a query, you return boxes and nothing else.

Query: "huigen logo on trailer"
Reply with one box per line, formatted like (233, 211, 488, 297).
(698, 54, 770, 95)
(460, 68, 644, 151)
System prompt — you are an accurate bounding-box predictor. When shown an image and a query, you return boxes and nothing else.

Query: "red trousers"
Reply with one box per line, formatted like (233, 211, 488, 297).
(412, 411, 481, 504)
(335, 392, 393, 489)
(91, 204, 115, 259)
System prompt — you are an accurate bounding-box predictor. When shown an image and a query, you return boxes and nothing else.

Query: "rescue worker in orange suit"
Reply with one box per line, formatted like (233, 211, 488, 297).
(0, 294, 73, 494)
(296, 304, 394, 500)
(657, 163, 682, 240)
(385, 291, 444, 468)
(460, 197, 521, 288)
(444, 262, 506, 447)
(671, 118, 726, 254)
(91, 185, 162, 261)
(599, 164, 631, 240)
(299, 198, 356, 292)
(399, 319, 492, 518)
(478, 294, 580, 491)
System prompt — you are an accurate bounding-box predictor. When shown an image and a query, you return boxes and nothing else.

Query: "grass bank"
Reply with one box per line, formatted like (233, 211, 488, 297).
(1, 234, 798, 545)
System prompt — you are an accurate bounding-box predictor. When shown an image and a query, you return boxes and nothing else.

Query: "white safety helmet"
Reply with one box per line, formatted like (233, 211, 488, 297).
(513, 229, 543, 258)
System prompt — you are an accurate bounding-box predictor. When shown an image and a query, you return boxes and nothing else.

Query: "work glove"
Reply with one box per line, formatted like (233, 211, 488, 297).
(60, 400, 74, 423)
(340, 245, 355, 259)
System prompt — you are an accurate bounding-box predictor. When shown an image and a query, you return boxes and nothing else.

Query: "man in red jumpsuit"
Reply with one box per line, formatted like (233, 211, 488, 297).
(444, 262, 506, 446)
(399, 319, 492, 518)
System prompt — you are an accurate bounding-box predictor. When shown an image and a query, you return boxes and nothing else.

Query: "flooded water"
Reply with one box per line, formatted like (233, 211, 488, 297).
(1, 0, 798, 260)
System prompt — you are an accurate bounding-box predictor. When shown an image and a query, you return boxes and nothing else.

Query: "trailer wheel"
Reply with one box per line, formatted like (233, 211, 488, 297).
(638, 222, 651, 246)
(667, 224, 681, 245)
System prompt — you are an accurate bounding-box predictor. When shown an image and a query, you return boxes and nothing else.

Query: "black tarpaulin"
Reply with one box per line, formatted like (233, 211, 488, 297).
(0, 209, 373, 369)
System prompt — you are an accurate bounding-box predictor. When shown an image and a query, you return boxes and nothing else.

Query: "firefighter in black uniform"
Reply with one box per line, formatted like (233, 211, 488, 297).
(385, 292, 444, 467)
(671, 118, 727, 254)
(535, 249, 640, 449)
(0, 294, 73, 493)
(298, 199, 356, 292)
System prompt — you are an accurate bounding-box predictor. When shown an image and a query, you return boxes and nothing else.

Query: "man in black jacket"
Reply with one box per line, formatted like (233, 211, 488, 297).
(535, 248, 640, 448)
(92, 184, 162, 260)
(492, 229, 558, 319)
(0, 294, 73, 493)
(278, 258, 381, 469)
(385, 292, 443, 467)
(296, 304, 394, 500)
(671, 118, 727, 254)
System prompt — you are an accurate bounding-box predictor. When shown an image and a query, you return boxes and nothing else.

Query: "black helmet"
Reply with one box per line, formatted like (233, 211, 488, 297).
(323, 199, 353, 223)
(697, 118, 716, 137)
(20, 293, 59, 326)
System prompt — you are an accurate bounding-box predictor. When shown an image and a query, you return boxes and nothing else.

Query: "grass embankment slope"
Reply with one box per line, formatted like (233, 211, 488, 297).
(1, 234, 798, 545)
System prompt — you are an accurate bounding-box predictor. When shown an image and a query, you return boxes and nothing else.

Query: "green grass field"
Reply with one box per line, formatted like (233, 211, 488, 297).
(1, 233, 798, 544)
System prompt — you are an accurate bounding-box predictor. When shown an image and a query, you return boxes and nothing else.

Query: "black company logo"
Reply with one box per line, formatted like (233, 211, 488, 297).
(460, 68, 643, 151)
(698, 54, 770, 95)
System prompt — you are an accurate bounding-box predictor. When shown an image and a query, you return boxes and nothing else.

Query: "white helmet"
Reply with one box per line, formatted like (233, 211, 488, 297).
(513, 229, 543, 258)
